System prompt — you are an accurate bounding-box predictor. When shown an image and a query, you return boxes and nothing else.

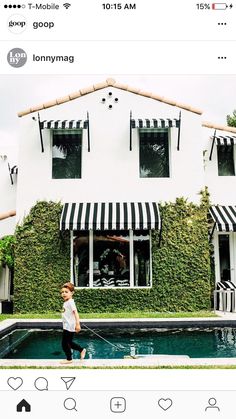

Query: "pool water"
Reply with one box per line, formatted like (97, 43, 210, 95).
(1, 327, 236, 359)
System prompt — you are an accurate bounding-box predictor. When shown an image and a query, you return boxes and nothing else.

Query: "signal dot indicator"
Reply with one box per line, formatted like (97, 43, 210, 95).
(4, 4, 22, 8)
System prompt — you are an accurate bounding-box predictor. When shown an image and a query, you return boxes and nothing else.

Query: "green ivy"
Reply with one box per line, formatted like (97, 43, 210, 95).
(13, 193, 212, 313)
(14, 201, 70, 313)
(0, 235, 15, 269)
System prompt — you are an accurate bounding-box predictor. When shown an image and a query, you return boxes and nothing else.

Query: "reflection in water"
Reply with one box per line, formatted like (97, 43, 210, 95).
(2, 327, 236, 359)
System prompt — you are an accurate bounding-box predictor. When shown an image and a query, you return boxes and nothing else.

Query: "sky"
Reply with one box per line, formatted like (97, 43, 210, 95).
(1, 74, 236, 160)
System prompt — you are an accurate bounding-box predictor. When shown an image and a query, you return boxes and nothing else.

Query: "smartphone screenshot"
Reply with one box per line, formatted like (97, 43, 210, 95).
(0, 0, 236, 417)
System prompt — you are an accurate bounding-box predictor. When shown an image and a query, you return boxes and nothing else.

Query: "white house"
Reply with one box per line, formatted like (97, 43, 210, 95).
(0, 149, 17, 313)
(203, 122, 236, 303)
(15, 78, 205, 290)
(1, 77, 236, 311)
(0, 150, 17, 238)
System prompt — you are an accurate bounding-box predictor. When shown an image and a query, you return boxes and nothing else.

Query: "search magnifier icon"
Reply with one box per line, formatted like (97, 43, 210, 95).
(64, 398, 77, 411)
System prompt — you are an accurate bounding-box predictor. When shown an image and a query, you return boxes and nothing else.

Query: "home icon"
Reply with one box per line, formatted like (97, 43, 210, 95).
(16, 399, 31, 412)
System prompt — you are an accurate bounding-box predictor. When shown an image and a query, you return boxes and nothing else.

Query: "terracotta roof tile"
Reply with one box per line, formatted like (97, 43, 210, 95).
(18, 109, 32, 117)
(56, 96, 71, 105)
(43, 100, 57, 109)
(17, 78, 203, 117)
(69, 91, 81, 100)
(150, 93, 164, 102)
(202, 121, 236, 134)
(80, 85, 95, 95)
(0, 210, 16, 221)
(125, 86, 141, 94)
(139, 90, 153, 98)
(106, 78, 116, 86)
(30, 104, 44, 112)
(113, 82, 129, 90)
(93, 82, 109, 90)
(175, 102, 190, 110)
(189, 106, 203, 114)
(160, 97, 177, 106)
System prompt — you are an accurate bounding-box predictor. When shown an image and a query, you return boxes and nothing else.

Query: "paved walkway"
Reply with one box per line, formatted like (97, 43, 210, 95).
(1, 314, 236, 367)
(2, 356, 236, 367)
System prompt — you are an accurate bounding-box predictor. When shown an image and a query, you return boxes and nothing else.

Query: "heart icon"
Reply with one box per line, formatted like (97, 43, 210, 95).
(7, 377, 23, 390)
(158, 398, 173, 411)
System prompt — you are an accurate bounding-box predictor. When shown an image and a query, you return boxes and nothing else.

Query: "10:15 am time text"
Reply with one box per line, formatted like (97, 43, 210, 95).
(102, 3, 136, 9)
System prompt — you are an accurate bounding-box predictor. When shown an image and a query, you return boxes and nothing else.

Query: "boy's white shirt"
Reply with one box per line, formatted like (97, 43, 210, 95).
(62, 298, 77, 332)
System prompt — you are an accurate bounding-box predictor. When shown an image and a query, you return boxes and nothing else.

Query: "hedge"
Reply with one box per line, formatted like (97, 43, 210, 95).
(0, 235, 15, 269)
(13, 193, 212, 313)
(14, 201, 70, 313)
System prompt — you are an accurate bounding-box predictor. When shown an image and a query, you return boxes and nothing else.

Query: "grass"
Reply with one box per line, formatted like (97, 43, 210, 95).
(0, 311, 217, 321)
(0, 366, 236, 369)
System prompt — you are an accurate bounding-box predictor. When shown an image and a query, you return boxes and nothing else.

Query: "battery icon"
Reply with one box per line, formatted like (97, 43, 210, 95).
(212, 3, 228, 9)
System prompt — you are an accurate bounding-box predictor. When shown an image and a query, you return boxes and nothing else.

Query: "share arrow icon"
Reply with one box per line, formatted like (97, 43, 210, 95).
(61, 377, 76, 390)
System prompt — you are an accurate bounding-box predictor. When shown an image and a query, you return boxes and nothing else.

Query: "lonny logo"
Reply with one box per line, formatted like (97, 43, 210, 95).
(7, 48, 27, 67)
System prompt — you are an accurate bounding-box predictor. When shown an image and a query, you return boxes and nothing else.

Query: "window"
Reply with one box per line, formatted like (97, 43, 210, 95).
(133, 230, 151, 286)
(73, 230, 151, 288)
(217, 145, 235, 176)
(52, 129, 82, 179)
(73, 232, 89, 287)
(93, 230, 130, 287)
(218, 234, 231, 281)
(139, 129, 170, 178)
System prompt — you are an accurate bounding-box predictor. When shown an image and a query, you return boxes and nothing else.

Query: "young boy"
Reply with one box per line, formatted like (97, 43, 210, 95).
(61, 282, 86, 364)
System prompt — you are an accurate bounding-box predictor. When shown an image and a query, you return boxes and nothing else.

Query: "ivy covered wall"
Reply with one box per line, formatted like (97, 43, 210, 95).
(13, 194, 212, 313)
(14, 201, 70, 313)
(0, 235, 15, 269)
(152, 193, 212, 311)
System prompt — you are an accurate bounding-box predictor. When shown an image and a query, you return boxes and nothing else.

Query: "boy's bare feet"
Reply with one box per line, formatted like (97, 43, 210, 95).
(80, 349, 86, 360)
(60, 359, 73, 364)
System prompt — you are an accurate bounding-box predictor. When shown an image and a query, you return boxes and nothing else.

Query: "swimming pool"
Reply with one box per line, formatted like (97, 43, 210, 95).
(1, 327, 236, 359)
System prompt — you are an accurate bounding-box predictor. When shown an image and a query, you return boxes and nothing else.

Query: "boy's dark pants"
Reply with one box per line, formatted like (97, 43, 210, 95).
(62, 329, 83, 361)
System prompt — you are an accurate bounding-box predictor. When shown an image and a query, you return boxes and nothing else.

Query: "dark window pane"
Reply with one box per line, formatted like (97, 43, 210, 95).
(139, 129, 169, 178)
(73, 232, 89, 287)
(133, 230, 151, 287)
(52, 130, 82, 179)
(219, 235, 231, 281)
(217, 145, 235, 176)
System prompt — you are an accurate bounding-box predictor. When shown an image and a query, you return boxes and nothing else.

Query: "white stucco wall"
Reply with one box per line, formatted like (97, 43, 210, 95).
(16, 87, 205, 219)
(203, 126, 236, 205)
(0, 153, 17, 238)
(0, 266, 10, 300)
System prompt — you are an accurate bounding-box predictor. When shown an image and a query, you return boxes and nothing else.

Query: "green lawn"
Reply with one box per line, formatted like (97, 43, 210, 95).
(0, 311, 217, 322)
(0, 366, 235, 369)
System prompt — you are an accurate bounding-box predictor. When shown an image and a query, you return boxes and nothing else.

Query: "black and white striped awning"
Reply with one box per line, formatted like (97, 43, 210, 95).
(37, 112, 90, 153)
(131, 118, 180, 129)
(129, 112, 182, 151)
(209, 205, 236, 232)
(60, 202, 161, 231)
(8, 164, 18, 185)
(217, 281, 236, 291)
(40, 120, 88, 129)
(214, 136, 236, 146)
(216, 281, 236, 312)
(10, 165, 18, 175)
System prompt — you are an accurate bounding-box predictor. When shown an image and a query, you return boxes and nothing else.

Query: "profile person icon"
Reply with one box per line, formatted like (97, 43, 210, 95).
(205, 398, 220, 412)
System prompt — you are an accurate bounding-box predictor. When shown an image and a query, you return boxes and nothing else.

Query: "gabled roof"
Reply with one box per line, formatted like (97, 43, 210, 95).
(202, 121, 236, 134)
(18, 78, 203, 117)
